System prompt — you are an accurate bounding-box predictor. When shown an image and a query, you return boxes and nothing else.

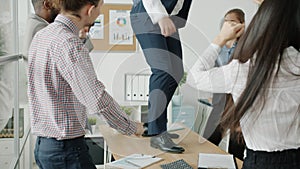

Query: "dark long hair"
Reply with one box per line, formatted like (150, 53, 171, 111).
(220, 0, 300, 132)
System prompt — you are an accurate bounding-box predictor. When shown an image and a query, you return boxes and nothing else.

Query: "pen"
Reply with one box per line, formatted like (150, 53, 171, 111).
(198, 99, 213, 107)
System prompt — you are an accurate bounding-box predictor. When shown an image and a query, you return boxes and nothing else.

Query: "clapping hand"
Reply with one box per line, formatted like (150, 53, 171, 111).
(213, 21, 245, 47)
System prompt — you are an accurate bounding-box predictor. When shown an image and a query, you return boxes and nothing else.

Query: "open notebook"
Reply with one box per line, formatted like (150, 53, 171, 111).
(106, 154, 163, 169)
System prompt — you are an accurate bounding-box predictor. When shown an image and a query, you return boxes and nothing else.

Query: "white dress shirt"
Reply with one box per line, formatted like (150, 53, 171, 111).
(188, 44, 300, 151)
(142, 0, 185, 24)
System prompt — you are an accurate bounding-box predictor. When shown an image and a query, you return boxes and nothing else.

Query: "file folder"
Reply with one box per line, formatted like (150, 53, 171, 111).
(132, 75, 139, 100)
(125, 74, 132, 100)
(138, 75, 145, 101)
(144, 75, 150, 101)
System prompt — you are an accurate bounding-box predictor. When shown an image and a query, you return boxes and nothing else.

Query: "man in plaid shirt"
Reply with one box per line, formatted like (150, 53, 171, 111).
(28, 0, 143, 168)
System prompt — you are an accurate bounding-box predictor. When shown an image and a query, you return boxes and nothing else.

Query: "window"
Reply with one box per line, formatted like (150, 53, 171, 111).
(0, 0, 31, 168)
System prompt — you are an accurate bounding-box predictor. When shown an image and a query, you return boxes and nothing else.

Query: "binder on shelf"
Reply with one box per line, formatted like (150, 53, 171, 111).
(125, 73, 151, 102)
(138, 75, 145, 101)
(125, 74, 132, 101)
(132, 75, 139, 101)
(144, 75, 150, 101)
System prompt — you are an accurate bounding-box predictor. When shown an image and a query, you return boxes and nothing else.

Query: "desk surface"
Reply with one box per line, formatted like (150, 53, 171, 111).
(99, 124, 243, 169)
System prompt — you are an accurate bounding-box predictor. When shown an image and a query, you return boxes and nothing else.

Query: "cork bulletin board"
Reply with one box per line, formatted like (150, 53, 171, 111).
(90, 4, 137, 51)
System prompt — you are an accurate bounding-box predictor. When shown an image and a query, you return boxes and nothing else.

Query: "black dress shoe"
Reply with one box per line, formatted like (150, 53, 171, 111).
(150, 132, 185, 153)
(142, 130, 180, 139)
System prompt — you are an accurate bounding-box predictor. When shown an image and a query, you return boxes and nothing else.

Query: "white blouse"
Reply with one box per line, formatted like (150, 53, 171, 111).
(187, 44, 300, 151)
(142, 0, 185, 24)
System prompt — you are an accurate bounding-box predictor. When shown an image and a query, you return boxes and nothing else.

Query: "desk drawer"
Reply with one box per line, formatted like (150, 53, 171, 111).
(0, 155, 12, 168)
(0, 140, 14, 155)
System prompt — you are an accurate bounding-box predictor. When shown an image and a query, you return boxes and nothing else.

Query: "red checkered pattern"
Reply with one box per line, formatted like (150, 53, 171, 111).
(28, 15, 136, 140)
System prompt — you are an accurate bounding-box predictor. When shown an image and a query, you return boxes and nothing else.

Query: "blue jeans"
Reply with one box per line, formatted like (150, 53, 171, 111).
(130, 1, 184, 135)
(243, 147, 300, 169)
(34, 136, 96, 169)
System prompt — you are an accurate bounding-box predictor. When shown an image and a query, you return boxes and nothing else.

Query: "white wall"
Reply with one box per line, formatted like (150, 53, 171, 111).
(181, 0, 257, 68)
(90, 0, 258, 105)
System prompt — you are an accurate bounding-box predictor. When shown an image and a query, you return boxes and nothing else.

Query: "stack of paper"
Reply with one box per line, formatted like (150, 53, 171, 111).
(106, 154, 163, 169)
(198, 153, 236, 169)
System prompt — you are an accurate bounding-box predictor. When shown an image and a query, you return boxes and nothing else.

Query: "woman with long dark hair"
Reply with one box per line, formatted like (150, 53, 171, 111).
(188, 0, 300, 168)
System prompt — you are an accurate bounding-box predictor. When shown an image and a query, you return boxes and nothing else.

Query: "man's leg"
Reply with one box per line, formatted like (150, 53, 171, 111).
(130, 3, 184, 153)
(135, 33, 183, 135)
(147, 68, 178, 134)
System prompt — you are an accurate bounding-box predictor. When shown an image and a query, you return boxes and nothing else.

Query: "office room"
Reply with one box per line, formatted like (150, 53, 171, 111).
(1, 0, 299, 168)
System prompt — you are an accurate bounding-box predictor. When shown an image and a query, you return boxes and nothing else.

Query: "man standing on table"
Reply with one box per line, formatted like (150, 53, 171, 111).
(130, 0, 192, 154)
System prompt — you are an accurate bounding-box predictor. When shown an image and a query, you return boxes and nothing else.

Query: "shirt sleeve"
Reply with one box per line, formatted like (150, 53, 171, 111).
(142, 0, 169, 24)
(171, 0, 185, 15)
(187, 43, 235, 93)
(57, 38, 136, 135)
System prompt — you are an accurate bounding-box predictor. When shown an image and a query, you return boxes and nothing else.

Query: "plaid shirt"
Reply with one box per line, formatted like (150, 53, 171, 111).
(28, 14, 136, 140)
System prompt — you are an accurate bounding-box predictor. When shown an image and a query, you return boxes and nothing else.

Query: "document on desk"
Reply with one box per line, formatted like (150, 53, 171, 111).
(198, 153, 236, 169)
(106, 154, 163, 169)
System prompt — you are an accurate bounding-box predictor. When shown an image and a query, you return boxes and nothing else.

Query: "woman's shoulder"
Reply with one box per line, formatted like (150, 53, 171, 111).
(281, 46, 300, 74)
(283, 46, 300, 64)
(285, 46, 299, 56)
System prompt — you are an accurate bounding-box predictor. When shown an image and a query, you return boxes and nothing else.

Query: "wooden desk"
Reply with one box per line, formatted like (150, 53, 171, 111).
(99, 124, 243, 169)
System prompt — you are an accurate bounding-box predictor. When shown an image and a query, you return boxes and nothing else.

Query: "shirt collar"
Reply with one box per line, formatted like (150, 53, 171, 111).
(54, 14, 80, 35)
(30, 13, 49, 25)
(222, 41, 237, 50)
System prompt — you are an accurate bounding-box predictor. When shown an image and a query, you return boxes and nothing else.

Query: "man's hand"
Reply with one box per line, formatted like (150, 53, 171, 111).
(158, 16, 177, 37)
(135, 122, 145, 136)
